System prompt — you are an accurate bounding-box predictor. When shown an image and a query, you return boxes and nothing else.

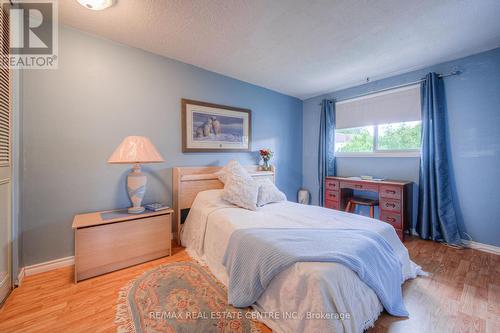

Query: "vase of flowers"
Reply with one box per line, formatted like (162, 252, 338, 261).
(259, 149, 273, 171)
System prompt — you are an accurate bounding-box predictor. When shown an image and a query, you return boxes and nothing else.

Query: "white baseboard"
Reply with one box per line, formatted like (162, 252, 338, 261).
(15, 267, 25, 286)
(462, 239, 500, 255)
(24, 256, 74, 277)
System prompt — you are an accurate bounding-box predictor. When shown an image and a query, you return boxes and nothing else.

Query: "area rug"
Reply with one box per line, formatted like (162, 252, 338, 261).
(115, 261, 264, 333)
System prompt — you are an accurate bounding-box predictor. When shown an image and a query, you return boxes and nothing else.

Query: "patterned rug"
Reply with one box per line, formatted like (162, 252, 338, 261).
(115, 262, 264, 333)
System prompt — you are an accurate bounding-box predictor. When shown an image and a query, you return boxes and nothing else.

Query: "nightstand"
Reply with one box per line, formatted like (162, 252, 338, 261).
(72, 208, 173, 283)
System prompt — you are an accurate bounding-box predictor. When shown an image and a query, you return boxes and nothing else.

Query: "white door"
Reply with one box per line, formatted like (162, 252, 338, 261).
(0, 4, 12, 304)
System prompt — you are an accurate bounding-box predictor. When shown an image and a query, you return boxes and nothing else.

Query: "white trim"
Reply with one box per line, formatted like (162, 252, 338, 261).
(15, 267, 25, 286)
(336, 151, 420, 158)
(462, 240, 500, 255)
(24, 256, 74, 277)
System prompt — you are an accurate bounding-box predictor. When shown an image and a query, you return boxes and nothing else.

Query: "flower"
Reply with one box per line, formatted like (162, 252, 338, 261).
(259, 149, 273, 160)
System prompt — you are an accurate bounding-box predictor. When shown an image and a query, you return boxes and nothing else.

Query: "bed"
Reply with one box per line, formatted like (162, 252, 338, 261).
(173, 166, 422, 333)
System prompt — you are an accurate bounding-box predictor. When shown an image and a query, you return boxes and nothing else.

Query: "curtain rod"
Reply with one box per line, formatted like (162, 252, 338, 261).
(319, 70, 461, 105)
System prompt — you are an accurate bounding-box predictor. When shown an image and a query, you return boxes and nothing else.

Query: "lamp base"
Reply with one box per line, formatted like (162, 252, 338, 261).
(128, 206, 145, 214)
(127, 164, 147, 214)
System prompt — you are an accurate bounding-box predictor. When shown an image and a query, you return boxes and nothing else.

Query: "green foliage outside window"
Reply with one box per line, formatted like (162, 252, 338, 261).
(378, 122, 421, 150)
(336, 127, 373, 152)
(336, 122, 421, 153)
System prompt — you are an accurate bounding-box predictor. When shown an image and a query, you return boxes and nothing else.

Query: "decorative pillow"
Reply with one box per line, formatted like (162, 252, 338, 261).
(256, 178, 287, 207)
(215, 160, 252, 184)
(221, 176, 260, 211)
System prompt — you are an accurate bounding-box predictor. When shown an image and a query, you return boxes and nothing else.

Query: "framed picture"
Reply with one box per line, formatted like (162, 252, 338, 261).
(181, 99, 252, 152)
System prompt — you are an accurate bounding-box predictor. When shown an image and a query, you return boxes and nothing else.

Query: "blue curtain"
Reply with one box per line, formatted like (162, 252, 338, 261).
(417, 73, 461, 245)
(318, 99, 335, 206)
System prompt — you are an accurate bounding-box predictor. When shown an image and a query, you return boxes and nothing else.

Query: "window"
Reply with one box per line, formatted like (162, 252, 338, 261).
(334, 84, 421, 156)
(336, 126, 374, 153)
(336, 121, 421, 154)
(377, 121, 421, 151)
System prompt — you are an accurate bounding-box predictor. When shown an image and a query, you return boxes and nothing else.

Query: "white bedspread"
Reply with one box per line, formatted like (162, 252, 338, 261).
(181, 190, 422, 333)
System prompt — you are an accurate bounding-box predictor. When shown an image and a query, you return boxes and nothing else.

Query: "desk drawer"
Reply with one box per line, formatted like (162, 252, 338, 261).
(325, 200, 339, 210)
(340, 181, 378, 192)
(325, 179, 339, 191)
(325, 190, 339, 202)
(380, 185, 402, 200)
(380, 211, 402, 229)
(380, 198, 401, 212)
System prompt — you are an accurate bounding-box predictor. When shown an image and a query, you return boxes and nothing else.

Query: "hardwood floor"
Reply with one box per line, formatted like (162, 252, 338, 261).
(368, 238, 499, 333)
(0, 238, 498, 333)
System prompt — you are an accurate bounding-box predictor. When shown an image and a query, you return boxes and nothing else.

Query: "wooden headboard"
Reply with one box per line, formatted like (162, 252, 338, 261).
(172, 165, 275, 242)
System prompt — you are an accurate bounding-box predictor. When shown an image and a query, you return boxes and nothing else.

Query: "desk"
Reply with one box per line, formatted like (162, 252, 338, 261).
(324, 176, 412, 241)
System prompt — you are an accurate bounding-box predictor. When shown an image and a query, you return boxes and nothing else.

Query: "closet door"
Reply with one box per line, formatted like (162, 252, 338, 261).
(0, 3, 12, 304)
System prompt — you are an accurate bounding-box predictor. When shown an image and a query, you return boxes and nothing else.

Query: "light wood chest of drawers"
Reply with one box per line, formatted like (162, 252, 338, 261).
(72, 208, 173, 282)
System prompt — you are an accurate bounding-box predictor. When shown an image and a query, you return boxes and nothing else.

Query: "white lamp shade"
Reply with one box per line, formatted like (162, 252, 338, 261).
(108, 136, 165, 164)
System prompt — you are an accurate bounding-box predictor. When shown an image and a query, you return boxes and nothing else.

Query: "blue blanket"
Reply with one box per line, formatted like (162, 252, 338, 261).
(222, 228, 408, 317)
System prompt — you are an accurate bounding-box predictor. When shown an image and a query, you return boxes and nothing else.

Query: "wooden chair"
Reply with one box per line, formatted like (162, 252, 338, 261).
(345, 197, 379, 218)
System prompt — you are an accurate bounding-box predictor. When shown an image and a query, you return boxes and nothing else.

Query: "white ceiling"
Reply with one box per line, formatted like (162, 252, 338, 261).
(59, 0, 500, 100)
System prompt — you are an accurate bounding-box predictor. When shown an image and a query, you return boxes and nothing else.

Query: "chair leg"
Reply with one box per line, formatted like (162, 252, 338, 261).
(370, 206, 374, 218)
(345, 201, 351, 213)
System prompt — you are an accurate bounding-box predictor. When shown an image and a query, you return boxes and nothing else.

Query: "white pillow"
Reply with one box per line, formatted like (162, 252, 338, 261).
(215, 160, 252, 184)
(256, 178, 287, 207)
(221, 176, 260, 211)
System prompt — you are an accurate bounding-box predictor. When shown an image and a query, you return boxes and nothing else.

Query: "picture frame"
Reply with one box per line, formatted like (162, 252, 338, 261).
(181, 99, 252, 152)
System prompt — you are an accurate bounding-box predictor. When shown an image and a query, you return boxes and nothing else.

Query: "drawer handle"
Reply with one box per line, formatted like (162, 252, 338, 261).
(387, 217, 396, 222)
(386, 190, 396, 194)
(355, 184, 362, 189)
(386, 203, 396, 208)
(329, 193, 336, 198)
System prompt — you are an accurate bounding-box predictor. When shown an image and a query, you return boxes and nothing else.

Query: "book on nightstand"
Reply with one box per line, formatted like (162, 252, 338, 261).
(145, 203, 171, 212)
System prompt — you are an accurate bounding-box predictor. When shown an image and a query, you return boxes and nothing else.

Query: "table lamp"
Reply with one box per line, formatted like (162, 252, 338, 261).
(108, 136, 165, 213)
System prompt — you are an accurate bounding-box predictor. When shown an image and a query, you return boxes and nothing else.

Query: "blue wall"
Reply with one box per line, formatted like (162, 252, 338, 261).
(303, 47, 500, 247)
(21, 26, 302, 266)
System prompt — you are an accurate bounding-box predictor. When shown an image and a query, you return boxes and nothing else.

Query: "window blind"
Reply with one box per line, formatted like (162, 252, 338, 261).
(336, 84, 421, 129)
(0, 5, 10, 165)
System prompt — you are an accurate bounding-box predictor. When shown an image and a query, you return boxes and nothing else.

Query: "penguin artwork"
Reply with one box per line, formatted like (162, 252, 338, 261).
(211, 116, 221, 136)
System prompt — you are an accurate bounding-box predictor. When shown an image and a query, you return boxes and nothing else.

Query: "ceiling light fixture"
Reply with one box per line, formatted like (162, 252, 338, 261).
(77, 0, 115, 11)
